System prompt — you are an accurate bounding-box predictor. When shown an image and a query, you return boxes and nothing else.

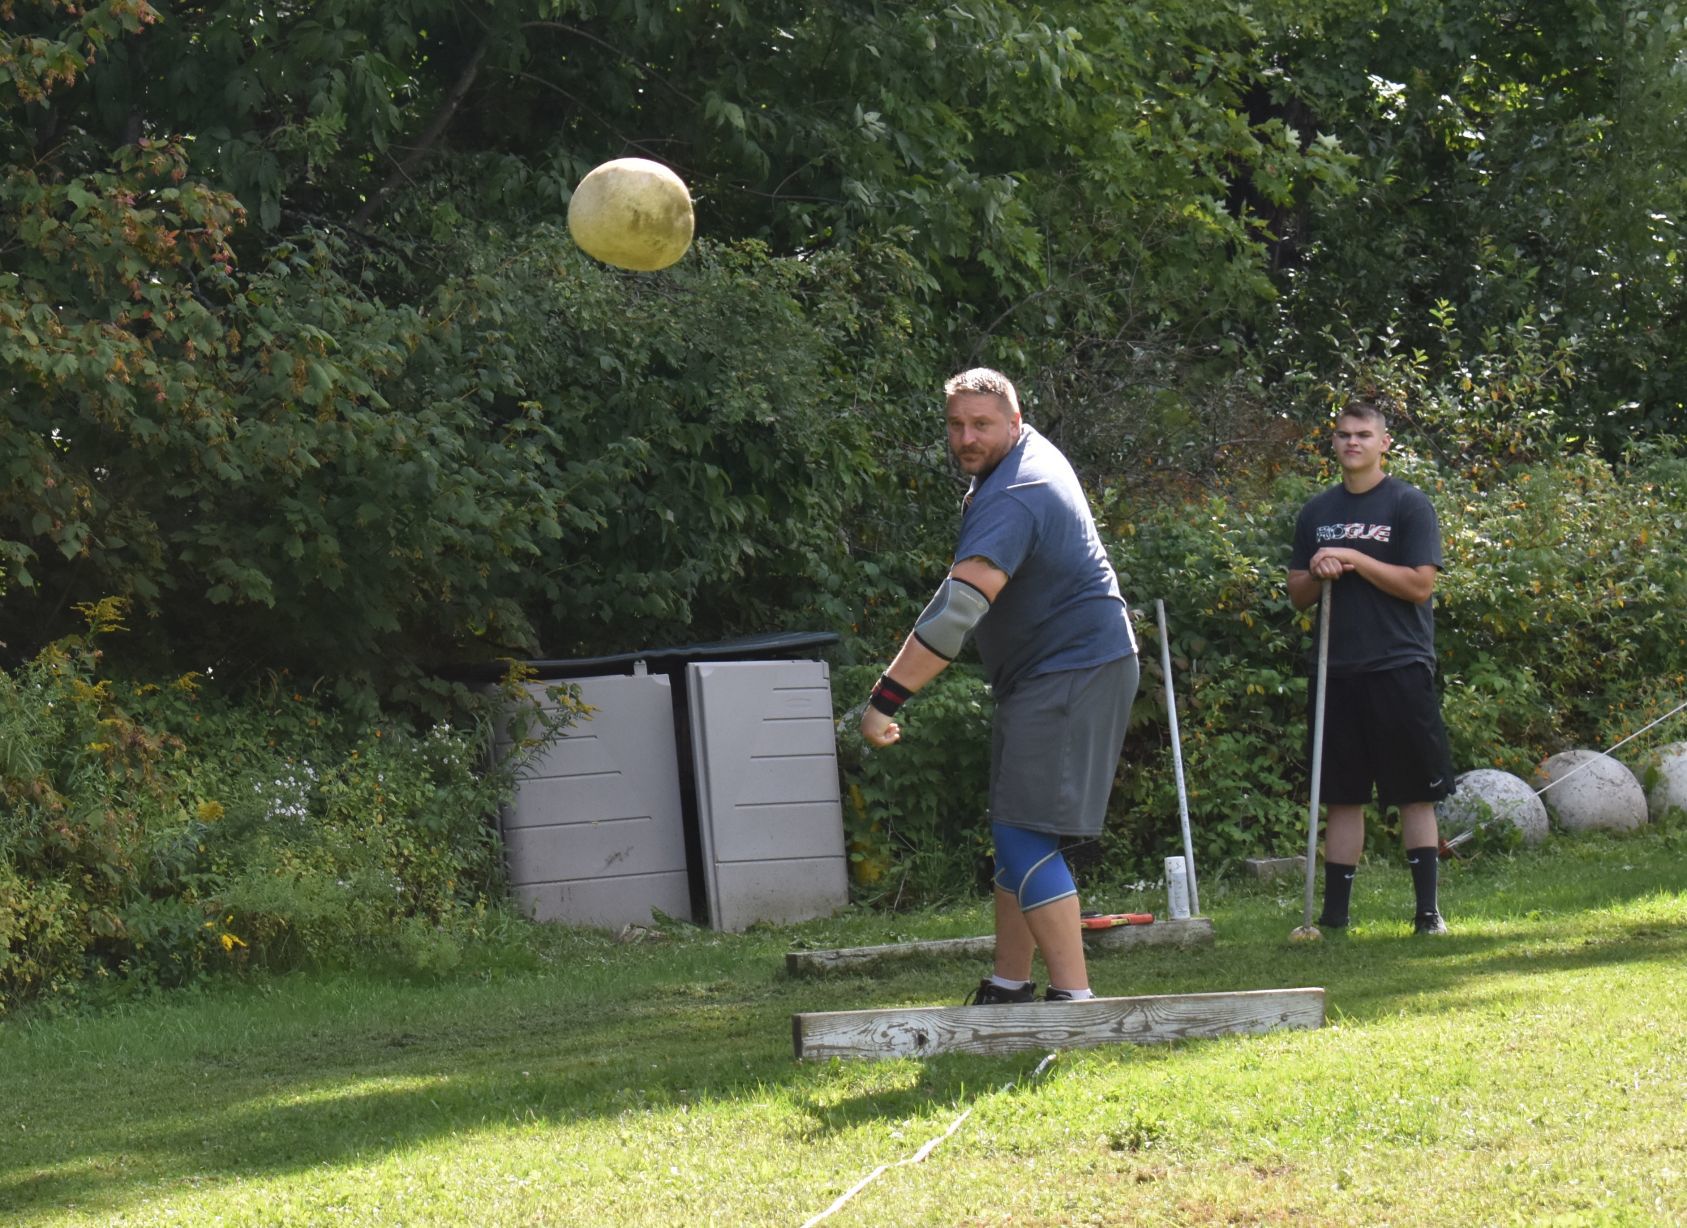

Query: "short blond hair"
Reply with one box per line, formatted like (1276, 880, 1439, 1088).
(944, 367, 1020, 417)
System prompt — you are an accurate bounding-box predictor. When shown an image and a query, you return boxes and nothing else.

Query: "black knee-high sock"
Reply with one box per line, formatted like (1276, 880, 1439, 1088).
(1405, 846, 1440, 917)
(1320, 862, 1357, 926)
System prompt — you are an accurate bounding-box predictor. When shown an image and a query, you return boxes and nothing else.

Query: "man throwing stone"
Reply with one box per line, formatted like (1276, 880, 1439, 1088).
(1287, 393, 1453, 935)
(859, 368, 1139, 1002)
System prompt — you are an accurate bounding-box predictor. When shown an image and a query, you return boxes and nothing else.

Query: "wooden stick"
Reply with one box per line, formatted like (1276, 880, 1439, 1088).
(793, 986, 1324, 1060)
(785, 916, 1215, 977)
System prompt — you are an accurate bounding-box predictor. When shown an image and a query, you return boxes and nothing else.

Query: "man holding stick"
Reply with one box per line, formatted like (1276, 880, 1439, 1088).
(1287, 393, 1453, 935)
(859, 368, 1139, 1002)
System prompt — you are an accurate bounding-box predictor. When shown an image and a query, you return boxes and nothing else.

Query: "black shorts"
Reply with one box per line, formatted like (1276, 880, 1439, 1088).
(1306, 662, 1454, 809)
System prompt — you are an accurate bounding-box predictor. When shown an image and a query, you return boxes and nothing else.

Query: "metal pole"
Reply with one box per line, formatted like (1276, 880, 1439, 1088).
(1156, 599, 1200, 917)
(1301, 580, 1333, 931)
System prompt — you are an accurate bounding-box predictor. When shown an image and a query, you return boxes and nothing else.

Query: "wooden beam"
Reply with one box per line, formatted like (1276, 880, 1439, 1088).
(1083, 915, 1214, 952)
(785, 916, 1214, 977)
(786, 935, 995, 977)
(793, 987, 1324, 1061)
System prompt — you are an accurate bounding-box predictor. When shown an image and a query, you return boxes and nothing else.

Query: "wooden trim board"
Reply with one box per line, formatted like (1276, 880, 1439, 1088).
(793, 986, 1323, 1060)
(1086, 915, 1214, 952)
(785, 916, 1214, 977)
(786, 935, 995, 977)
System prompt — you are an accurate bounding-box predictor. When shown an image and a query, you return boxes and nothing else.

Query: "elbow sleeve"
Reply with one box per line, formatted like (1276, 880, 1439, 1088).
(912, 576, 991, 660)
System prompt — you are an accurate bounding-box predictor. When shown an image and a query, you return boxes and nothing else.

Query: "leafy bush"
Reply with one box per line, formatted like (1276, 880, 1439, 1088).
(0, 599, 198, 1007)
(0, 603, 566, 1013)
(1102, 486, 1314, 873)
(833, 664, 994, 907)
(1434, 446, 1687, 766)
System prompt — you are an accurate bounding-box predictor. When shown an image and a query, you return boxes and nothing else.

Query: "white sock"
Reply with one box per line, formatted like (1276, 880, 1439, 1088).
(1051, 986, 1095, 1000)
(988, 975, 1031, 990)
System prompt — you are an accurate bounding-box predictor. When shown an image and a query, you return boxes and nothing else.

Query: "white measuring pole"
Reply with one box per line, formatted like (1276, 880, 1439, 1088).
(1155, 599, 1200, 918)
(1301, 581, 1332, 931)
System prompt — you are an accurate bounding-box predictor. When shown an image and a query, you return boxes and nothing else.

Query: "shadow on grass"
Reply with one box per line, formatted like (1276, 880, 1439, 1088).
(0, 989, 805, 1219)
(1, 831, 1681, 1220)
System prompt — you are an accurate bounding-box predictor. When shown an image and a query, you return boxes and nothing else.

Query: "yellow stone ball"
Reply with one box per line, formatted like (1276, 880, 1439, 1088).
(567, 158, 695, 271)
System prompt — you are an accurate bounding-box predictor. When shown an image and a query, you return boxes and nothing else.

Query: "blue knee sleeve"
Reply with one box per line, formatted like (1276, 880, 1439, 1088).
(991, 820, 1077, 912)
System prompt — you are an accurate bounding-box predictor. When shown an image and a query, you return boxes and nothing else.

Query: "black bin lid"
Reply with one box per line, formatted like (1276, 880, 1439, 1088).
(441, 630, 840, 683)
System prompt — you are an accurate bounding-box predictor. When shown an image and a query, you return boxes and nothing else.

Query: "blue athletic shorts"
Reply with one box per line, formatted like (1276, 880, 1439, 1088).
(991, 821, 1076, 911)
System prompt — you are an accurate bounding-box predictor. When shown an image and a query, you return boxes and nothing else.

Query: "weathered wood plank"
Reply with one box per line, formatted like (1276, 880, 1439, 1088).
(785, 935, 994, 977)
(1244, 856, 1307, 881)
(1083, 915, 1214, 952)
(793, 987, 1324, 1061)
(785, 916, 1214, 977)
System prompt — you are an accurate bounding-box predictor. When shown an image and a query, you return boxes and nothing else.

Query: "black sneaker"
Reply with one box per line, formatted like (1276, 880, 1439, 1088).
(1413, 911, 1449, 936)
(1316, 913, 1349, 930)
(1044, 988, 1082, 1002)
(964, 978, 1037, 1005)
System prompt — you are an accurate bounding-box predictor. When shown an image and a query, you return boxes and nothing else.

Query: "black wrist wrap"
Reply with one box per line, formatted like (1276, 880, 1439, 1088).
(868, 674, 913, 716)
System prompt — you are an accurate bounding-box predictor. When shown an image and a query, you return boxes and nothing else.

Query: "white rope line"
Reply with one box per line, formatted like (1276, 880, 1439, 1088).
(1530, 697, 1687, 798)
(799, 1051, 1060, 1228)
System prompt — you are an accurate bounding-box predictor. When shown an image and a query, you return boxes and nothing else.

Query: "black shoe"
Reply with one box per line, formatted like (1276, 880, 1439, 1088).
(1414, 911, 1449, 936)
(1316, 913, 1349, 930)
(1044, 988, 1083, 1002)
(964, 978, 1037, 1005)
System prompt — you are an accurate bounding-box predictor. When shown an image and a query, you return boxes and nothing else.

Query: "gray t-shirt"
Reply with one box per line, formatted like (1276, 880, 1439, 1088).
(954, 424, 1136, 697)
(1289, 475, 1443, 676)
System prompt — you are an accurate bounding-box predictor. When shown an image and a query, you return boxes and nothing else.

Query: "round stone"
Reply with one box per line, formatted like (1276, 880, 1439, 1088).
(1634, 739, 1687, 824)
(1532, 750, 1648, 833)
(1435, 769, 1550, 847)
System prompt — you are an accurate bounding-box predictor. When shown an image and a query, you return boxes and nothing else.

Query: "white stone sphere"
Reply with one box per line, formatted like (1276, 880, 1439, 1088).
(1435, 769, 1549, 847)
(1635, 740, 1687, 824)
(567, 158, 694, 271)
(1532, 750, 1648, 833)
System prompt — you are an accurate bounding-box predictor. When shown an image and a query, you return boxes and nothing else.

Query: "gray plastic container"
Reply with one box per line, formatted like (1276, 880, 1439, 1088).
(488, 632, 846, 932)
(499, 671, 693, 929)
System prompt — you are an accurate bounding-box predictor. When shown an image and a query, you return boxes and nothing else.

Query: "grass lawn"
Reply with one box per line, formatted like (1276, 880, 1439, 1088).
(3, 821, 1685, 1227)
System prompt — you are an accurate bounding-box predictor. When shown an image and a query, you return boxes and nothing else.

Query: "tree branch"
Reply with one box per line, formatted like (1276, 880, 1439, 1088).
(519, 21, 700, 107)
(353, 40, 488, 228)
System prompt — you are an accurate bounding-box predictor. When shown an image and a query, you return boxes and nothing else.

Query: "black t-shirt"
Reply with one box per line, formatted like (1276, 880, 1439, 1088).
(1290, 475, 1443, 676)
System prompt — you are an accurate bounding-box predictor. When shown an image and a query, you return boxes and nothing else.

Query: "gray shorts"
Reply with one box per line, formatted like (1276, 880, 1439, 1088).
(989, 654, 1139, 837)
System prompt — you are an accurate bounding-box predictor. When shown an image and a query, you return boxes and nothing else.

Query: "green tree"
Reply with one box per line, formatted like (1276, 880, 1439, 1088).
(1258, 0, 1687, 442)
(4, 0, 1359, 686)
